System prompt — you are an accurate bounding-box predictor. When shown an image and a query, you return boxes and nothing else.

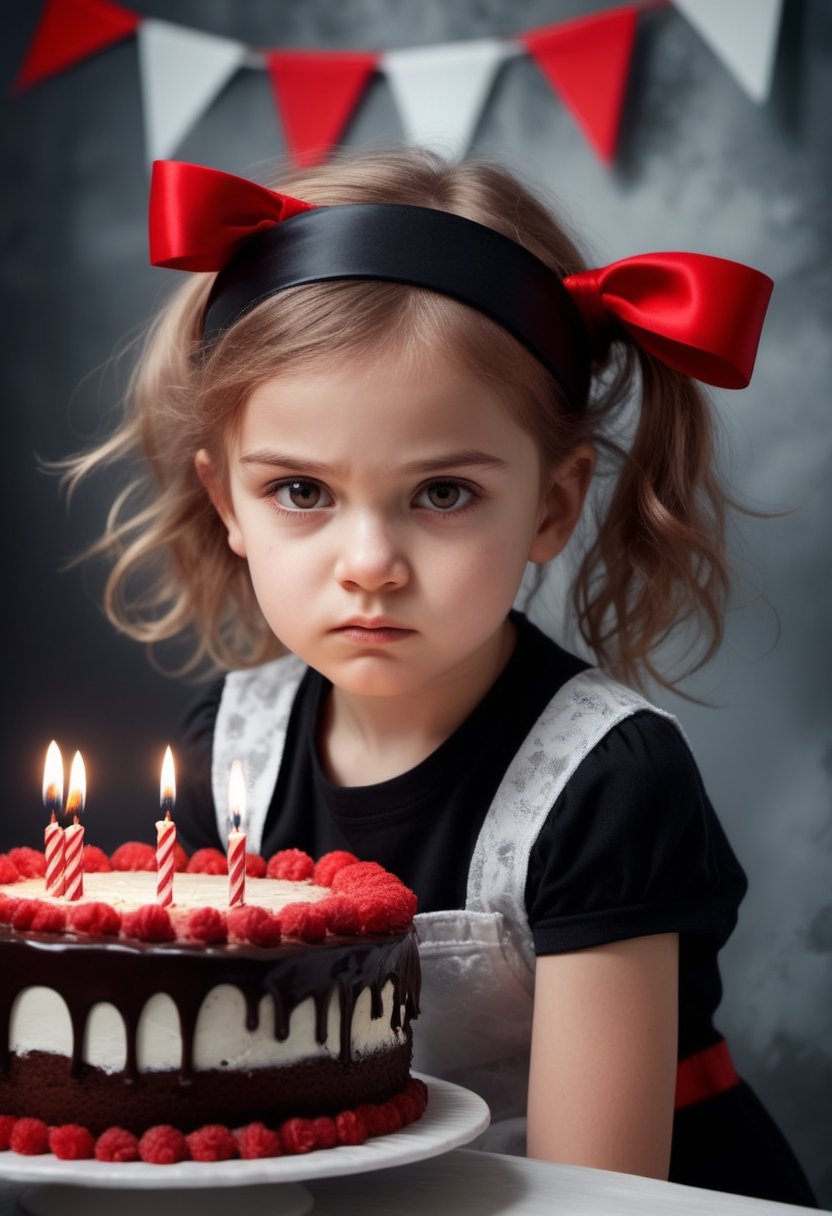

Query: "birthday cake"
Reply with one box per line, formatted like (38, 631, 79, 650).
(0, 844, 424, 1164)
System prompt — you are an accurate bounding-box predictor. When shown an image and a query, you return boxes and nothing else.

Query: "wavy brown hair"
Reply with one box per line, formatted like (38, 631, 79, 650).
(62, 148, 740, 689)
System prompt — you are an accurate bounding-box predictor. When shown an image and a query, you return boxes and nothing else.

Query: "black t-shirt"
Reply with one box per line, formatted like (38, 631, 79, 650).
(175, 613, 748, 1059)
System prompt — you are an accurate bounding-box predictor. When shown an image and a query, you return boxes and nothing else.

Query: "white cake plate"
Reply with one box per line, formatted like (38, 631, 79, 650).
(0, 1076, 489, 1216)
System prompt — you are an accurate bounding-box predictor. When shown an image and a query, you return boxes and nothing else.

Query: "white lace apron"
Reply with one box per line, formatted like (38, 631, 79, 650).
(211, 655, 677, 1156)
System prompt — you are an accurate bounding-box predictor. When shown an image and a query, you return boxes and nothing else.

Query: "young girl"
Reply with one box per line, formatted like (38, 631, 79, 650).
(69, 149, 815, 1205)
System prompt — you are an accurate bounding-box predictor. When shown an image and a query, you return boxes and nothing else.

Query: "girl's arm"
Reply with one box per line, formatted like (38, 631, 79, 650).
(526, 932, 679, 1179)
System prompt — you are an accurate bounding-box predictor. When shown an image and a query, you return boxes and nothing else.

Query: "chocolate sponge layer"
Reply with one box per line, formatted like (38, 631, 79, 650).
(2, 1037, 412, 1134)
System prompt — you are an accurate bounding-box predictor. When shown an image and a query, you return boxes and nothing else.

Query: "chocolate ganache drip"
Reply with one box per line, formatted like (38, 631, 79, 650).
(0, 926, 420, 1081)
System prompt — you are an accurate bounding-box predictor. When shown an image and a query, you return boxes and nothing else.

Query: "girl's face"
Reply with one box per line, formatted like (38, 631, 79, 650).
(204, 344, 588, 708)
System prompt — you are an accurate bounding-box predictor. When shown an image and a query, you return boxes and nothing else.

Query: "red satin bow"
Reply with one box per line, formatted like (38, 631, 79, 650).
(149, 160, 314, 271)
(149, 160, 773, 390)
(564, 255, 773, 389)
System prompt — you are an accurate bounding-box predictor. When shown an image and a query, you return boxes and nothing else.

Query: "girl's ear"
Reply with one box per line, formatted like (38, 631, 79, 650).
(194, 449, 247, 558)
(528, 443, 595, 564)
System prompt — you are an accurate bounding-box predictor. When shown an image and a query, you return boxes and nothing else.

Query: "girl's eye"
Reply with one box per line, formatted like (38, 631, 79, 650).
(414, 480, 474, 512)
(272, 478, 332, 511)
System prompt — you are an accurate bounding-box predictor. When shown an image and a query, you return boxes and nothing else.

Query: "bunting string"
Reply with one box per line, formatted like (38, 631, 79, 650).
(13, 0, 785, 167)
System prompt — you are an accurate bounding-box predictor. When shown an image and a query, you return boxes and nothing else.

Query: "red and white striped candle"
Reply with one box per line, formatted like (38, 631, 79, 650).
(42, 740, 65, 897)
(62, 751, 86, 901)
(44, 815, 65, 897)
(227, 760, 247, 908)
(155, 746, 177, 906)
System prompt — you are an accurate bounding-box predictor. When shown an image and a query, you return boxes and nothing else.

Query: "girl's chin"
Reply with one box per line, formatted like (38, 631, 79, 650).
(316, 657, 432, 700)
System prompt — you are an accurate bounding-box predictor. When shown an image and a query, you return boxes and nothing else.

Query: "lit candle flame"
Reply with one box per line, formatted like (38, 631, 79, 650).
(160, 746, 176, 817)
(65, 751, 86, 821)
(43, 740, 63, 818)
(228, 759, 246, 832)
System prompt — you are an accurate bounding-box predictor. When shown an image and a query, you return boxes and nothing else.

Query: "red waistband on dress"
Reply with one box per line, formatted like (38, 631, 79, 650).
(674, 1039, 740, 1110)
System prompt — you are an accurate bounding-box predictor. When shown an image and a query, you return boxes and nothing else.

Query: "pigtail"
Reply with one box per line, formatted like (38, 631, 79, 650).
(573, 349, 734, 691)
(60, 274, 279, 675)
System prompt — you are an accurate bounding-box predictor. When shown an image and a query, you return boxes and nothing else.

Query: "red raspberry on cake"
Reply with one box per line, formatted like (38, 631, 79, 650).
(7, 847, 46, 878)
(378, 1101, 403, 1134)
(186, 1124, 237, 1161)
(187, 847, 227, 875)
(0, 856, 20, 884)
(49, 1124, 95, 1160)
(0, 894, 20, 923)
(122, 904, 176, 943)
(331, 860, 391, 892)
(355, 1103, 389, 1138)
(31, 901, 67, 933)
(391, 1090, 419, 1125)
(237, 1122, 282, 1159)
(110, 842, 155, 872)
(227, 904, 282, 946)
(311, 1116, 338, 1150)
(68, 900, 121, 936)
(279, 1117, 318, 1155)
(267, 848, 315, 881)
(82, 845, 112, 873)
(335, 1110, 368, 1145)
(95, 1127, 140, 1162)
(313, 850, 359, 886)
(10, 900, 38, 930)
(316, 894, 361, 935)
(9, 1117, 49, 1155)
(245, 852, 267, 877)
(184, 906, 227, 944)
(405, 1076, 429, 1113)
(278, 901, 327, 941)
(355, 885, 418, 933)
(138, 1125, 188, 1164)
(12, 898, 68, 933)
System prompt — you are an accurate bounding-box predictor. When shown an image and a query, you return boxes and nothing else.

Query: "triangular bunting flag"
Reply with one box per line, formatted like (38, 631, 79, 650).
(522, 6, 640, 162)
(382, 38, 512, 161)
(137, 19, 247, 163)
(672, 0, 784, 103)
(14, 0, 140, 93)
(266, 50, 378, 167)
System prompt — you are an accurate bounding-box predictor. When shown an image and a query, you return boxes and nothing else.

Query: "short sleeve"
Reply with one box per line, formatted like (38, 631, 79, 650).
(526, 711, 747, 955)
(172, 677, 226, 854)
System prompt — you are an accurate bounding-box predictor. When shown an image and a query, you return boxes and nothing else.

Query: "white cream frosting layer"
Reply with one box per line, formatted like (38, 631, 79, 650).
(9, 981, 405, 1073)
(0, 871, 332, 911)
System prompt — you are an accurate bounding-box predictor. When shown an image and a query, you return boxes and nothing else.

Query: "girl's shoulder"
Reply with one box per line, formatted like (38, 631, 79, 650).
(526, 703, 747, 953)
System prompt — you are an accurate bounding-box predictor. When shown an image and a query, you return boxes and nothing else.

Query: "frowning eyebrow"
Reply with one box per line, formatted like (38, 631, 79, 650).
(239, 449, 510, 475)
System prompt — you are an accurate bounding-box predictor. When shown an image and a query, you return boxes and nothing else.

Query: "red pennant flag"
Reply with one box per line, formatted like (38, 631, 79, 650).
(267, 50, 378, 167)
(522, 5, 640, 162)
(14, 0, 140, 93)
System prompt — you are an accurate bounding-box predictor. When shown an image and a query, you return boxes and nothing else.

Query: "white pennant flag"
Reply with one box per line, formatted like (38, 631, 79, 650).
(672, 0, 785, 103)
(382, 37, 513, 161)
(137, 19, 247, 163)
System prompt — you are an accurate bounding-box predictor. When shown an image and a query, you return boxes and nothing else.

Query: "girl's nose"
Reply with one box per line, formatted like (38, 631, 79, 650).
(334, 513, 410, 593)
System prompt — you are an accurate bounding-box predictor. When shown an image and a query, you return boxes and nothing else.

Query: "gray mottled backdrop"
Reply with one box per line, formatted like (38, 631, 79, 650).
(1, 0, 830, 1202)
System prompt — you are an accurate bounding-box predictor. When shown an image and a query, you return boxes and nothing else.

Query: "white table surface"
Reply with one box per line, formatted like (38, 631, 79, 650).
(0, 1149, 824, 1216)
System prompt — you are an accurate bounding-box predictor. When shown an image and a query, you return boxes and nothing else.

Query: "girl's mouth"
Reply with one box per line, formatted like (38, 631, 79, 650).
(333, 621, 415, 645)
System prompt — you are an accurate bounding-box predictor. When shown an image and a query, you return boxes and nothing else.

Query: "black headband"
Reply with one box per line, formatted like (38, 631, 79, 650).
(203, 204, 592, 406)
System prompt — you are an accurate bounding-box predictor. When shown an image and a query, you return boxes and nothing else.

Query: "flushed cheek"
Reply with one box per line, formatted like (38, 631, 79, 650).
(416, 545, 527, 631)
(245, 549, 323, 628)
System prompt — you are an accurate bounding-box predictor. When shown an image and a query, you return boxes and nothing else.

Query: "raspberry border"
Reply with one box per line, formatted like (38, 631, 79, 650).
(0, 847, 417, 945)
(0, 1076, 428, 1164)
